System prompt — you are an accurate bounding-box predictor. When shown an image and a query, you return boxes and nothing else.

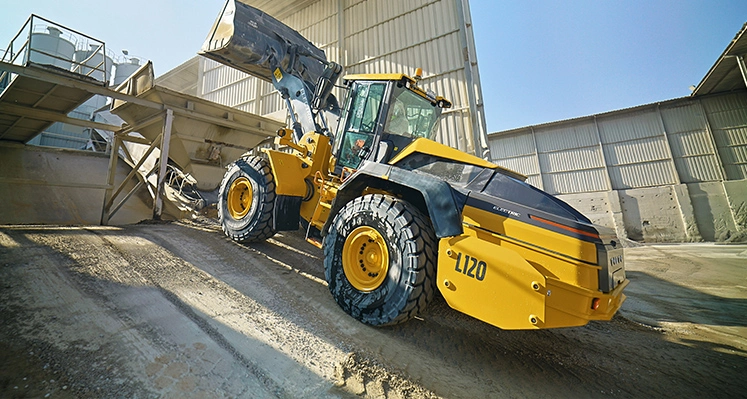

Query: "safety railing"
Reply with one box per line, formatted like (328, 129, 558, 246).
(1, 14, 111, 88)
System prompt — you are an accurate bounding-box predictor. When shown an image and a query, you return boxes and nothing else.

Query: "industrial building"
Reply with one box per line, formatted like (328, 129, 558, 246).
(487, 24, 747, 243)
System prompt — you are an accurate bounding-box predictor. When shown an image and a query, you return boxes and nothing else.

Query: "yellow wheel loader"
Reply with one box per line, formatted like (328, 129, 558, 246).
(201, 0, 628, 330)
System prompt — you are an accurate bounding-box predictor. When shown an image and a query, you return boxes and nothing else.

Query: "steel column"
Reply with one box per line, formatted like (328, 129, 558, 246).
(656, 103, 682, 185)
(454, 0, 489, 158)
(153, 109, 174, 219)
(593, 116, 614, 191)
(529, 127, 544, 191)
(101, 135, 121, 225)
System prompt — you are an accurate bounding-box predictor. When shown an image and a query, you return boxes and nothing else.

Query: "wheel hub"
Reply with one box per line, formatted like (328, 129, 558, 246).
(342, 226, 389, 292)
(227, 177, 252, 219)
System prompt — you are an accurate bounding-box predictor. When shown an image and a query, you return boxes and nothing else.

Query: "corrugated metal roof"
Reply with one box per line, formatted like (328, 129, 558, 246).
(489, 91, 747, 189)
(701, 93, 747, 180)
(534, 122, 598, 152)
(154, 57, 199, 96)
(488, 129, 535, 157)
(494, 155, 539, 176)
(602, 136, 672, 166)
(543, 168, 608, 194)
(693, 22, 747, 96)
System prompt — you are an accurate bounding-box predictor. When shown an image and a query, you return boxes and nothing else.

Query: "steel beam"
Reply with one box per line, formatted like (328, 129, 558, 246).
(0, 61, 164, 110)
(0, 102, 122, 132)
(106, 134, 161, 211)
(736, 55, 747, 89)
(0, 177, 111, 190)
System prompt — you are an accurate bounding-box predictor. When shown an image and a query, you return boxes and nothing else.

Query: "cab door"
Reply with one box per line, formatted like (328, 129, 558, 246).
(332, 81, 388, 174)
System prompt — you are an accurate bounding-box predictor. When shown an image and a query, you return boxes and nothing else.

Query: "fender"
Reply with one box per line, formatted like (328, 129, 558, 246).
(262, 149, 310, 197)
(322, 161, 467, 238)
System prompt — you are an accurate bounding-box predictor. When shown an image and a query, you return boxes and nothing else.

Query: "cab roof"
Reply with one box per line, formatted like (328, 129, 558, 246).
(342, 73, 452, 108)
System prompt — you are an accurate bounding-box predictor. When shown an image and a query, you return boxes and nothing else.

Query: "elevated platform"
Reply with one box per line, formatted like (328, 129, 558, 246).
(0, 62, 110, 143)
(1, 15, 116, 143)
(1, 14, 286, 224)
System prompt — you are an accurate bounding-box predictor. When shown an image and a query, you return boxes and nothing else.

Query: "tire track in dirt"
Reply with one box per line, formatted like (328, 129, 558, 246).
(3, 227, 284, 397)
(87, 226, 352, 398)
(3, 224, 745, 398)
(130, 221, 444, 398)
(134, 222, 620, 397)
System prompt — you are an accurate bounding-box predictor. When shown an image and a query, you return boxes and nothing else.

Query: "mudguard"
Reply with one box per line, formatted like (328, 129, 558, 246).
(322, 161, 467, 238)
(262, 149, 310, 197)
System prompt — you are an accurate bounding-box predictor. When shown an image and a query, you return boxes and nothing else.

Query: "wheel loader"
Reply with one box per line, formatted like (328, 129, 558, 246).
(201, 0, 628, 330)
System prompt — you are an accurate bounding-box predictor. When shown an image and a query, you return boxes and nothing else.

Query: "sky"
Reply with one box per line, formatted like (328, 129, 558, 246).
(2, 0, 746, 133)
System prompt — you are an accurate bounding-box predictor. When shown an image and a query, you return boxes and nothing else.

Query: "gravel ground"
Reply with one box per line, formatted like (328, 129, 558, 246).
(1, 219, 744, 398)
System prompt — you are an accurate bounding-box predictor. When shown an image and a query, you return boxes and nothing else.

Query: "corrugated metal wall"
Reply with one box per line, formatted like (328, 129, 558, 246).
(701, 93, 747, 180)
(488, 91, 747, 195)
(197, 0, 488, 155)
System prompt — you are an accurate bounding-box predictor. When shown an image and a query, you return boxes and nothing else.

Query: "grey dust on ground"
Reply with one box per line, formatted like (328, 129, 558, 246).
(1, 219, 745, 398)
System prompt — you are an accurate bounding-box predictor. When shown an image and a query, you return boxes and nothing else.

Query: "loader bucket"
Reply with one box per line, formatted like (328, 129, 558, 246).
(200, 0, 327, 89)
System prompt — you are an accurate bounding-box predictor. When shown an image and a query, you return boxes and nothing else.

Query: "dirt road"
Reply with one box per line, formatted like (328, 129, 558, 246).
(1, 220, 745, 398)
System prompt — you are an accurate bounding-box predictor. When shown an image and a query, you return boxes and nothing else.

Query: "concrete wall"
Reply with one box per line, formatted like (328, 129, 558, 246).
(723, 180, 747, 242)
(557, 181, 747, 243)
(618, 185, 690, 242)
(0, 142, 154, 225)
(556, 191, 622, 237)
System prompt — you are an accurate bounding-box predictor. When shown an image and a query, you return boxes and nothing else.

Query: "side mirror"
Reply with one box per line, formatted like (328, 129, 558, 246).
(313, 62, 343, 111)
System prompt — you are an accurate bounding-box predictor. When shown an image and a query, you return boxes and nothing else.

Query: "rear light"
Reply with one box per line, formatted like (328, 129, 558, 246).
(591, 298, 601, 310)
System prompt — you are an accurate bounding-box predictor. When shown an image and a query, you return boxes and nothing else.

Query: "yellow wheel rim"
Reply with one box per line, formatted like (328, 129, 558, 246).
(227, 177, 253, 219)
(342, 226, 389, 292)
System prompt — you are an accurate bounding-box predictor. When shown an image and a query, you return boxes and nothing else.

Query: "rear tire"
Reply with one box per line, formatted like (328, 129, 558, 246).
(218, 156, 276, 242)
(324, 194, 437, 326)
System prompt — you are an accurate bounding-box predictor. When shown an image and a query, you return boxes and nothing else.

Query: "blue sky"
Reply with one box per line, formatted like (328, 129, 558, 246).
(471, 0, 747, 131)
(2, 0, 746, 133)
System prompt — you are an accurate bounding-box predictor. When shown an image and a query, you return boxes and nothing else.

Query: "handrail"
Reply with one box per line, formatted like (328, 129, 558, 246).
(29, 14, 104, 47)
(70, 42, 107, 77)
(2, 14, 109, 84)
(1, 14, 32, 62)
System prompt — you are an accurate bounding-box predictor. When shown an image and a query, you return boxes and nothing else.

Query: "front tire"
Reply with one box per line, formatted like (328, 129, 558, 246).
(324, 194, 437, 326)
(218, 156, 276, 242)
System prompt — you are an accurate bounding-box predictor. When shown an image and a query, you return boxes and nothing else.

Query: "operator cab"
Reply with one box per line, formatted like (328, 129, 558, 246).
(331, 71, 452, 176)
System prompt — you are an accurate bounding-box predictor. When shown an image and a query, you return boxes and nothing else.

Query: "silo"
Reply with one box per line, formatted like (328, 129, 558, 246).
(113, 58, 141, 86)
(73, 44, 113, 82)
(29, 26, 75, 69)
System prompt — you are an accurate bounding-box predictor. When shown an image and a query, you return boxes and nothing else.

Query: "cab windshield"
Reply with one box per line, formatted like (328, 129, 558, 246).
(384, 85, 440, 139)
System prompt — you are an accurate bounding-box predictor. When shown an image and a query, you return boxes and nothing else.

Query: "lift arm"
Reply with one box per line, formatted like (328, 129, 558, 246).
(200, 0, 341, 140)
